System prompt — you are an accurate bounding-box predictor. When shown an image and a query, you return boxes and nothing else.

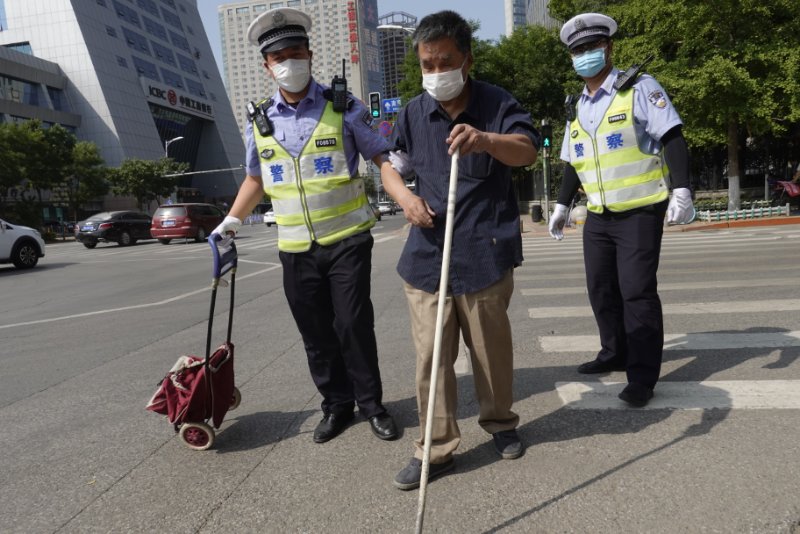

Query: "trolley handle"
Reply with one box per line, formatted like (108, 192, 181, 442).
(208, 233, 238, 279)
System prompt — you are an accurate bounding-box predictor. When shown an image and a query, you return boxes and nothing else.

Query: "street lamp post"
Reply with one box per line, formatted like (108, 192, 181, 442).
(164, 136, 184, 158)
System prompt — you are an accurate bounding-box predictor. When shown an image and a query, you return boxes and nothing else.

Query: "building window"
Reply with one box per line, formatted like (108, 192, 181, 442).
(270, 2, 284, 7)
(132, 56, 160, 81)
(122, 27, 151, 54)
(235, 7, 249, 14)
(253, 4, 267, 12)
(169, 30, 190, 52)
(160, 67, 184, 89)
(162, 7, 183, 30)
(287, 0, 300, 5)
(112, 0, 141, 27)
(136, 0, 159, 17)
(177, 53, 199, 76)
(186, 79, 206, 99)
(159, 0, 177, 8)
(143, 16, 168, 41)
(152, 41, 177, 66)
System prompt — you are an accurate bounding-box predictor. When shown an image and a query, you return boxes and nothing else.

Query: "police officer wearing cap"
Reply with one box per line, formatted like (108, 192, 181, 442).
(549, 13, 695, 407)
(212, 7, 398, 442)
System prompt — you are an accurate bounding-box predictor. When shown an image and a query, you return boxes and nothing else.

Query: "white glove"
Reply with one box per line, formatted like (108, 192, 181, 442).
(388, 150, 413, 178)
(666, 188, 695, 225)
(212, 215, 242, 238)
(549, 204, 569, 240)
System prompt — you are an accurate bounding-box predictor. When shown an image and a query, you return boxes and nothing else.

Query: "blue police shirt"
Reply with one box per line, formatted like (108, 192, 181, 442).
(245, 79, 389, 176)
(392, 79, 538, 295)
(560, 67, 682, 163)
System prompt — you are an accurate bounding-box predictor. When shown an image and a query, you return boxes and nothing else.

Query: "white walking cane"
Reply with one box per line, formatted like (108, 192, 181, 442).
(414, 148, 459, 534)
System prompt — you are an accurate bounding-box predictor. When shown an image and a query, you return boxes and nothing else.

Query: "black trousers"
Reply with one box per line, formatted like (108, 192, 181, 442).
(280, 231, 385, 418)
(583, 201, 668, 389)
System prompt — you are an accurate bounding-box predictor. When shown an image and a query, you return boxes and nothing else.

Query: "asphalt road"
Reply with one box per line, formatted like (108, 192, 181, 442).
(1, 216, 799, 533)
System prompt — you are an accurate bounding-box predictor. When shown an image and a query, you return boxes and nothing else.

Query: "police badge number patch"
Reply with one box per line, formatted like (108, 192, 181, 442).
(260, 149, 275, 159)
(315, 138, 337, 148)
(648, 90, 667, 109)
(571, 130, 579, 138)
(608, 113, 627, 123)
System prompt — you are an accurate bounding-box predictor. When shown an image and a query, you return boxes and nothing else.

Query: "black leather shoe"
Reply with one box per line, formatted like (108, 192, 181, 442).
(577, 358, 626, 374)
(367, 413, 398, 441)
(313, 411, 354, 443)
(393, 457, 455, 491)
(618, 383, 654, 407)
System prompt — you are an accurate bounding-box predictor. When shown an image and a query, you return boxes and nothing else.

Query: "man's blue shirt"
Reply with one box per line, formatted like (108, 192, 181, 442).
(391, 79, 538, 295)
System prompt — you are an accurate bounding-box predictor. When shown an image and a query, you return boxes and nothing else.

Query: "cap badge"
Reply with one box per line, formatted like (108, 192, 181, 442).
(273, 11, 286, 27)
(574, 18, 586, 30)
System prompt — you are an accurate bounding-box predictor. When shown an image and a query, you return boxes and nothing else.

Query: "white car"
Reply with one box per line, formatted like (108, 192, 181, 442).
(377, 201, 396, 215)
(0, 218, 46, 269)
(263, 210, 276, 227)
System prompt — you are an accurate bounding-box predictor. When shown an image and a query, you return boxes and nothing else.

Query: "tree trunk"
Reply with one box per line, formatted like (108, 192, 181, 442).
(727, 118, 741, 211)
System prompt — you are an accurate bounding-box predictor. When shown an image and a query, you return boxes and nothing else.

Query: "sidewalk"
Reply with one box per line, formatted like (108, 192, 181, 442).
(522, 214, 800, 237)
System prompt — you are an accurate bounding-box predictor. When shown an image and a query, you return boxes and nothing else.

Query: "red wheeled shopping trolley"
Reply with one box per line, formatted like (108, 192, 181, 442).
(146, 235, 241, 450)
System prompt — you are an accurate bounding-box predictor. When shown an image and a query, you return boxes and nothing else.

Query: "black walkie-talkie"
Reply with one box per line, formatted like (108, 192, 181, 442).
(613, 55, 655, 92)
(331, 59, 348, 112)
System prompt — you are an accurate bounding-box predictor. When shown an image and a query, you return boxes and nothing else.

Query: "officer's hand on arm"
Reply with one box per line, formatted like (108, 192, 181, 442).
(549, 204, 569, 240)
(379, 159, 435, 228)
(666, 188, 695, 225)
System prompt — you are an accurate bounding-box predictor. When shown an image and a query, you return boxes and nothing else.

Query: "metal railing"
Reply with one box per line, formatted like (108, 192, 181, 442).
(698, 203, 790, 222)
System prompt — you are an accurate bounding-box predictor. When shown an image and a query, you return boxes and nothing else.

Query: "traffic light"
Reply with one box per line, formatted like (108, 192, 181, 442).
(541, 124, 553, 153)
(369, 91, 381, 118)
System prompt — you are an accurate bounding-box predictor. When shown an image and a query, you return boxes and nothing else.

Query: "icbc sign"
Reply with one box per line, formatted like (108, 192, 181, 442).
(167, 89, 177, 106)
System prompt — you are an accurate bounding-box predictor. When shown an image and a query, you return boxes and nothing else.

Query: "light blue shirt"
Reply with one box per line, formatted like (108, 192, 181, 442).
(245, 79, 389, 176)
(560, 67, 682, 162)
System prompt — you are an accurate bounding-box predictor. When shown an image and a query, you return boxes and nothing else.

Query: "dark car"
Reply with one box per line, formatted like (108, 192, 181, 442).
(150, 203, 225, 244)
(75, 211, 153, 248)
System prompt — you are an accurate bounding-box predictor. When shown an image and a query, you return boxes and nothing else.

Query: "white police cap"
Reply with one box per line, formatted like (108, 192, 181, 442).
(247, 7, 312, 54)
(560, 13, 617, 50)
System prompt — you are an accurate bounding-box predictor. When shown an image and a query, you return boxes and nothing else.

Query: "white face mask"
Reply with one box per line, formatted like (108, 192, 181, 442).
(270, 58, 310, 93)
(421, 59, 467, 102)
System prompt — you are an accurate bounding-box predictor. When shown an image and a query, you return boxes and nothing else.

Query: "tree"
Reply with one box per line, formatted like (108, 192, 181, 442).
(63, 141, 109, 221)
(107, 158, 188, 211)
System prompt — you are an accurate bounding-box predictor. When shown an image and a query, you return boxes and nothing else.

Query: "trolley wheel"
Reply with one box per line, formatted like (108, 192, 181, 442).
(179, 422, 215, 451)
(229, 387, 242, 410)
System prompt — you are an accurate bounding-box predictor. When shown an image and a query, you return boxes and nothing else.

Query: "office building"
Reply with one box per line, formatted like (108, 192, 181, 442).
(0, 0, 244, 204)
(504, 0, 559, 35)
(219, 0, 382, 137)
(377, 11, 415, 101)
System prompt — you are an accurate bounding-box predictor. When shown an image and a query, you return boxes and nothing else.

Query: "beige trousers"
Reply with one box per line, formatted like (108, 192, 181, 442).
(403, 271, 519, 463)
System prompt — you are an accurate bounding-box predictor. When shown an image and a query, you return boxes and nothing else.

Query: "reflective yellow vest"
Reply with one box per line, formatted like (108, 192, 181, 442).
(254, 101, 375, 252)
(568, 88, 669, 213)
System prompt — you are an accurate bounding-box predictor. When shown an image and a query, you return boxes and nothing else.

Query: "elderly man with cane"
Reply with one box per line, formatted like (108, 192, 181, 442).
(380, 10, 538, 492)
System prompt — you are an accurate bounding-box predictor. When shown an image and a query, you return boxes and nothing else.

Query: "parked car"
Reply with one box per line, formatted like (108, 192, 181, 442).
(370, 203, 382, 221)
(150, 203, 225, 244)
(263, 209, 276, 227)
(0, 218, 46, 269)
(75, 211, 153, 248)
(377, 201, 396, 216)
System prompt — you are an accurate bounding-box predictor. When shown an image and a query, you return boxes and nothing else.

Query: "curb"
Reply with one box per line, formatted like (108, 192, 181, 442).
(675, 216, 800, 232)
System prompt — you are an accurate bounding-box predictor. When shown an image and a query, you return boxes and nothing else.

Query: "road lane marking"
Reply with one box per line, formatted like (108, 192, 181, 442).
(529, 299, 800, 319)
(539, 331, 800, 352)
(0, 264, 282, 330)
(556, 380, 800, 410)
(521, 278, 797, 296)
(513, 263, 800, 281)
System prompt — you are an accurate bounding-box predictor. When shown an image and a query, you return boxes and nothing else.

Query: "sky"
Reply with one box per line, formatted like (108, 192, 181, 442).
(195, 0, 506, 78)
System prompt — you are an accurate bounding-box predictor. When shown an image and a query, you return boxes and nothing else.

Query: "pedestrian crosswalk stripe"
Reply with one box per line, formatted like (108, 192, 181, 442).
(556, 380, 800, 410)
(529, 298, 800, 319)
(521, 278, 797, 296)
(539, 331, 800, 352)
(513, 263, 800, 281)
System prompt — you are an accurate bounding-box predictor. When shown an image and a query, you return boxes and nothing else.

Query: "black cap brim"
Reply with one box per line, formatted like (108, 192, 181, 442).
(261, 36, 309, 54)
(569, 34, 609, 50)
